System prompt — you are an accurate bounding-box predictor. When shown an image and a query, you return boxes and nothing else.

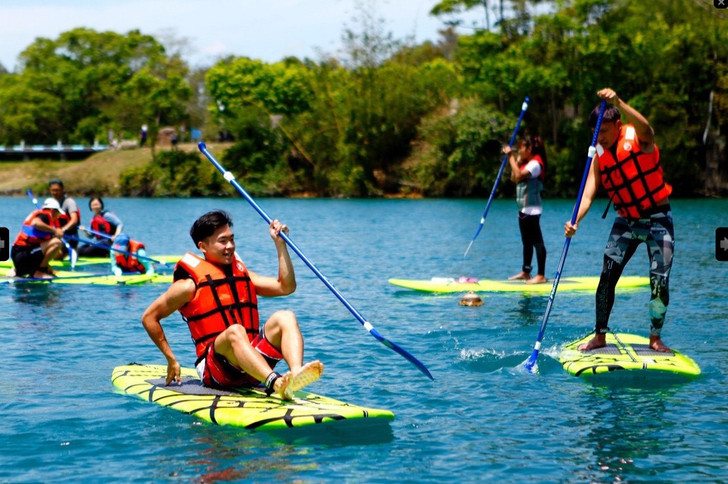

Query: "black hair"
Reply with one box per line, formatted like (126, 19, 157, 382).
(88, 197, 104, 210)
(589, 104, 621, 128)
(48, 178, 64, 188)
(190, 210, 233, 246)
(522, 136, 547, 166)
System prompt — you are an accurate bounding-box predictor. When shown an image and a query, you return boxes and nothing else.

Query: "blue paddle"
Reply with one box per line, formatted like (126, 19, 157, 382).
(464, 96, 530, 257)
(523, 100, 607, 373)
(198, 142, 434, 381)
(60, 234, 169, 267)
(26, 189, 78, 270)
(79, 225, 114, 240)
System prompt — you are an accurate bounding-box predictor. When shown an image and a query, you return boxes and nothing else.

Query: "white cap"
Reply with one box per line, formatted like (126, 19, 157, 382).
(41, 197, 65, 214)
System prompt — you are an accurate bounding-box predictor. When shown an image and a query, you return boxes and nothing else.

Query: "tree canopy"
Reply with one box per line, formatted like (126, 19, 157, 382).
(1, 0, 726, 197)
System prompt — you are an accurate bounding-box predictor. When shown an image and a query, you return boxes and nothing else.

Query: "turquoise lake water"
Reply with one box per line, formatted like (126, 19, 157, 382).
(1, 196, 726, 483)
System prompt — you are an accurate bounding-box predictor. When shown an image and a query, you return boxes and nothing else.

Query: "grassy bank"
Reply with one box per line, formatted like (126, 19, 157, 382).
(0, 142, 232, 197)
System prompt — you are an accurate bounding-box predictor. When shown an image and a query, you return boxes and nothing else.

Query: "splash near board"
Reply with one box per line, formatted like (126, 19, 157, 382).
(111, 364, 394, 430)
(388, 276, 648, 293)
(558, 332, 700, 380)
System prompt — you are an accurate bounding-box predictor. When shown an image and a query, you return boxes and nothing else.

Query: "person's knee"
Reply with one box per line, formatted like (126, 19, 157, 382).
(224, 325, 252, 347)
(272, 310, 299, 331)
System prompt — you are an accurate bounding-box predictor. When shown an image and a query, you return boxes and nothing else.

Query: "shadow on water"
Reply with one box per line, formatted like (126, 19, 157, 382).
(9, 284, 65, 307)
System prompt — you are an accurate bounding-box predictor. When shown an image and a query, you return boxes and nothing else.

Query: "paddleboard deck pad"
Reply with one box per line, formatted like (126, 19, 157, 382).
(111, 364, 394, 430)
(559, 332, 700, 380)
(388, 275, 648, 293)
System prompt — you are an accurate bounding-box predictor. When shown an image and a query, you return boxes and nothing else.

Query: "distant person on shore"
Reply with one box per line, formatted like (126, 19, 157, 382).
(504, 136, 548, 284)
(48, 179, 80, 256)
(141, 210, 322, 399)
(10, 198, 65, 278)
(109, 233, 153, 276)
(140, 124, 148, 147)
(565, 88, 673, 353)
(78, 197, 124, 257)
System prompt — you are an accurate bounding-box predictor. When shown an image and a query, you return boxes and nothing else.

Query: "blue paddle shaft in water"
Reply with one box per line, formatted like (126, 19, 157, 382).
(523, 100, 607, 373)
(464, 96, 529, 257)
(198, 142, 434, 380)
(61, 233, 166, 266)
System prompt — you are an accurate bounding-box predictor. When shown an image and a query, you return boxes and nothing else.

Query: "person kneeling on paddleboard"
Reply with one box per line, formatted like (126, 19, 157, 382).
(141, 210, 323, 400)
(564, 88, 673, 353)
(9, 198, 66, 279)
(110, 233, 153, 276)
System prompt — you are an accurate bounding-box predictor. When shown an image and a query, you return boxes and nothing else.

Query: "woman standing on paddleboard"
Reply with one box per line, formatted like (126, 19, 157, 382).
(504, 136, 548, 284)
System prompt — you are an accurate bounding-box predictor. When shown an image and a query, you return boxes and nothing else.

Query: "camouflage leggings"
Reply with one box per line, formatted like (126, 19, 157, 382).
(595, 209, 674, 336)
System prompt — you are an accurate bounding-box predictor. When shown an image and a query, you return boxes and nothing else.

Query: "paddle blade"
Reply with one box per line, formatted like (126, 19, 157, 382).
(523, 349, 539, 374)
(70, 247, 78, 270)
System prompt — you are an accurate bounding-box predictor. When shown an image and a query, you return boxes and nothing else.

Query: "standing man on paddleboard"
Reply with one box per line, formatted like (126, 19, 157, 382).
(142, 210, 323, 399)
(504, 136, 548, 284)
(565, 88, 673, 353)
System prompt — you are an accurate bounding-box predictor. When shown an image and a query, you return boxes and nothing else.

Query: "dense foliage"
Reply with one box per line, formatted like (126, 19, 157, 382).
(1, 0, 726, 197)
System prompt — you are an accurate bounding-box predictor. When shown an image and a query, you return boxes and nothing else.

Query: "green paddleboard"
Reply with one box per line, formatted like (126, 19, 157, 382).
(111, 364, 394, 431)
(559, 332, 701, 380)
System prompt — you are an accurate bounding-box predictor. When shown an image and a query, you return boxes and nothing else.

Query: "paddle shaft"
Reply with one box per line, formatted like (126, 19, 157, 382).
(523, 100, 607, 372)
(79, 225, 114, 240)
(464, 96, 530, 257)
(198, 142, 433, 380)
(61, 233, 165, 266)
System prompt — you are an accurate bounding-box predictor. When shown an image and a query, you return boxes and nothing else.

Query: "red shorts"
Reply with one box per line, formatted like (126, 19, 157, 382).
(196, 330, 283, 389)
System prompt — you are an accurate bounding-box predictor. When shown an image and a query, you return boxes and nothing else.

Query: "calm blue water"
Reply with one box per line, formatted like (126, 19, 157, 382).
(1, 197, 726, 483)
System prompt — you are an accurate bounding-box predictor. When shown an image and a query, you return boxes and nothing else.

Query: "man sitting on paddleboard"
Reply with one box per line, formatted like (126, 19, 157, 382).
(141, 210, 323, 399)
(564, 88, 673, 353)
(9, 198, 66, 279)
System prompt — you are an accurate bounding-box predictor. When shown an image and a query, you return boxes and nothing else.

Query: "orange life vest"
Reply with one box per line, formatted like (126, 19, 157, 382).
(114, 239, 147, 273)
(13, 209, 58, 247)
(176, 252, 260, 358)
(597, 124, 672, 219)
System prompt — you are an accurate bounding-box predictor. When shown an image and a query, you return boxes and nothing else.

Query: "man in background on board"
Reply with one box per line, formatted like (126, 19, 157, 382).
(109, 233, 153, 276)
(78, 197, 124, 257)
(48, 179, 81, 256)
(141, 210, 323, 399)
(10, 198, 65, 278)
(564, 88, 673, 352)
(504, 136, 548, 284)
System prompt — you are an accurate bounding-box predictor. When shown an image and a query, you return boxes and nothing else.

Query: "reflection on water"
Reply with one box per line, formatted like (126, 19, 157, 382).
(571, 384, 685, 482)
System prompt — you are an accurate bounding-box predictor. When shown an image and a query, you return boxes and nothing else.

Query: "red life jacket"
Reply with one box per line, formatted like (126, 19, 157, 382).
(176, 252, 260, 358)
(597, 124, 672, 219)
(57, 196, 80, 228)
(13, 209, 57, 247)
(90, 213, 113, 237)
(115, 239, 147, 273)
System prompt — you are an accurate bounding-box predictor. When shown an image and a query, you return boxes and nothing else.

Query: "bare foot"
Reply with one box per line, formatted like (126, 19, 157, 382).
(649, 335, 671, 352)
(508, 272, 531, 281)
(6, 268, 16, 277)
(32, 270, 54, 279)
(578, 334, 607, 351)
(278, 360, 324, 400)
(526, 275, 547, 284)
